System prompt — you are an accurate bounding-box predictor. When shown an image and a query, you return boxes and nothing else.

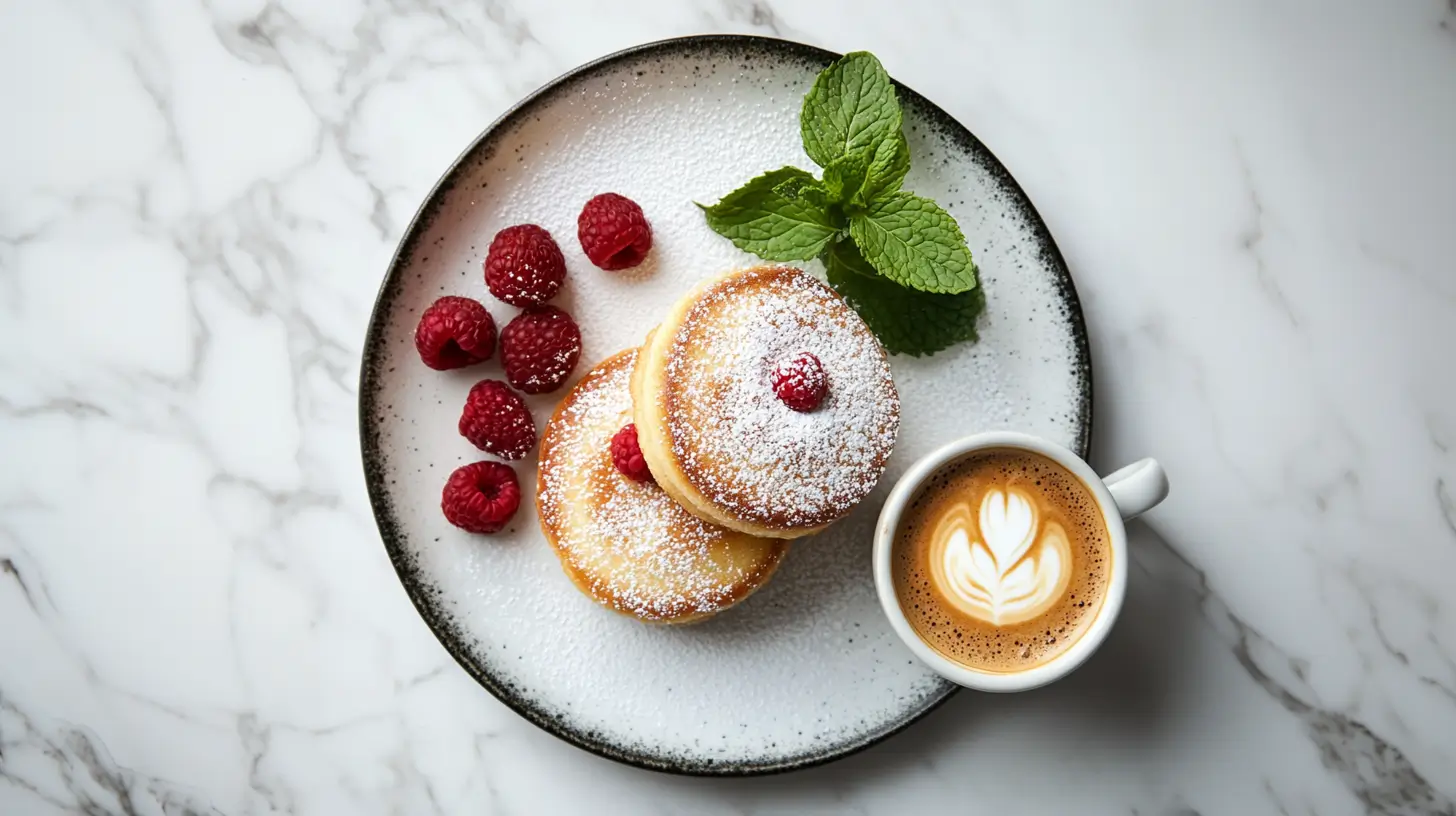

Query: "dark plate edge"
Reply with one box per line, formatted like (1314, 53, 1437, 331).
(357, 33, 1093, 777)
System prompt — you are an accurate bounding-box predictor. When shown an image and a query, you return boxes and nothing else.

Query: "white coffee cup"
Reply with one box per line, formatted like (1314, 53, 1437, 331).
(872, 431, 1168, 692)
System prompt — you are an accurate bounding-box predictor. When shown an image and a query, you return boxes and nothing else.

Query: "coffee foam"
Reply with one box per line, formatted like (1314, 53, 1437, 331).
(928, 487, 1074, 626)
(892, 448, 1111, 673)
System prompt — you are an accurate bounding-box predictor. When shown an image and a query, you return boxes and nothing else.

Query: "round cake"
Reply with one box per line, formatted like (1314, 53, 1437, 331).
(631, 266, 901, 539)
(537, 349, 788, 624)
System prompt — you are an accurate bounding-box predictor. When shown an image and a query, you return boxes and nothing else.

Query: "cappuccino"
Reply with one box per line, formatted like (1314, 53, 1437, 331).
(891, 448, 1112, 673)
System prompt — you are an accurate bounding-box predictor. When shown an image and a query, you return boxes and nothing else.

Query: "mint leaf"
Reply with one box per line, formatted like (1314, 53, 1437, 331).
(862, 129, 910, 202)
(800, 52, 902, 168)
(849, 192, 977, 293)
(822, 151, 870, 207)
(772, 175, 831, 210)
(824, 240, 985, 357)
(699, 167, 839, 261)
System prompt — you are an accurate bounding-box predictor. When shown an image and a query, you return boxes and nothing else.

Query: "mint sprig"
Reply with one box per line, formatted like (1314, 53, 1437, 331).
(698, 51, 981, 356)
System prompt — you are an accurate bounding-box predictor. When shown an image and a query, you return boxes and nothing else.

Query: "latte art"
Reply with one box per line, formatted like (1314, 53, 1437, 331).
(928, 489, 1073, 625)
(891, 448, 1112, 673)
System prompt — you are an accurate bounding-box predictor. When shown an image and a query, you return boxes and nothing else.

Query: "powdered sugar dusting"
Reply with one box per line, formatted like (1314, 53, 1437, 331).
(539, 352, 785, 621)
(664, 268, 899, 529)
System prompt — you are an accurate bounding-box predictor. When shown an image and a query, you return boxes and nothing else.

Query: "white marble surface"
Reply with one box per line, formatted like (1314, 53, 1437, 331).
(2, 0, 1454, 812)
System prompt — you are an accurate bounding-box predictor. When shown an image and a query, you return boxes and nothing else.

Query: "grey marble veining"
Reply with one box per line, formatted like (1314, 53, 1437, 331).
(2, 0, 1455, 813)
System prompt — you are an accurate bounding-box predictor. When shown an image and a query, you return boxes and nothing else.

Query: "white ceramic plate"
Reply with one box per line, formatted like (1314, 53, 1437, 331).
(360, 35, 1091, 775)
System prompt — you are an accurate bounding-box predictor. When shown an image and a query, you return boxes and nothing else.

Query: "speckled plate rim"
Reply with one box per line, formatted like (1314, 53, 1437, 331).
(358, 34, 1093, 776)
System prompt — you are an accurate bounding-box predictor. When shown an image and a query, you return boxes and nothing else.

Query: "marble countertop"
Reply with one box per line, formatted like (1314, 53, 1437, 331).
(3, 1, 1455, 813)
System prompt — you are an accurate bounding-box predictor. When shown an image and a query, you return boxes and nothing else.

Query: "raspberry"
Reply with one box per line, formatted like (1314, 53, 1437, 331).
(577, 193, 652, 270)
(500, 305, 582, 394)
(458, 380, 536, 460)
(441, 461, 520, 534)
(414, 296, 496, 370)
(610, 424, 653, 483)
(771, 352, 829, 412)
(484, 224, 566, 307)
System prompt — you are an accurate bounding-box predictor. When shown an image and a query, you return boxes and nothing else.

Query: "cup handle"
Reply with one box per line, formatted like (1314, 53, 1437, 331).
(1102, 459, 1168, 520)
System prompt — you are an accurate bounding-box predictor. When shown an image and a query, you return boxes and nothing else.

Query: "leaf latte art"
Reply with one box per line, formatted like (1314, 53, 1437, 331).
(926, 488, 1073, 626)
(892, 448, 1111, 672)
